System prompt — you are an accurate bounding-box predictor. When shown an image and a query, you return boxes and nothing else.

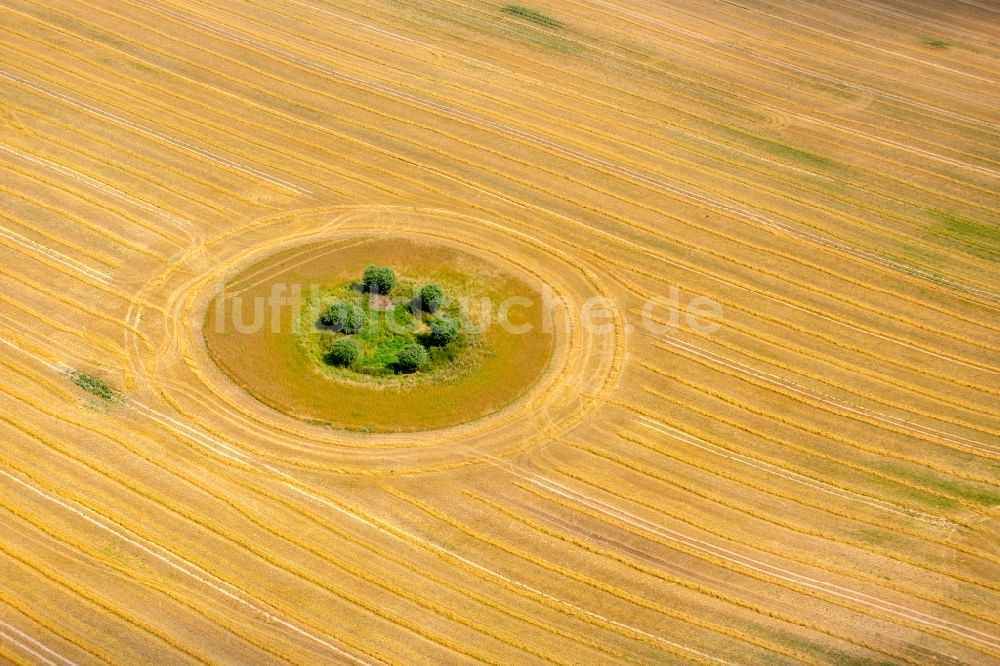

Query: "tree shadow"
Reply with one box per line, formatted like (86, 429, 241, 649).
(315, 320, 345, 333)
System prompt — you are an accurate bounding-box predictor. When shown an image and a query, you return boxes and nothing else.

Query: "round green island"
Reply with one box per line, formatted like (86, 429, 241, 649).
(203, 236, 554, 432)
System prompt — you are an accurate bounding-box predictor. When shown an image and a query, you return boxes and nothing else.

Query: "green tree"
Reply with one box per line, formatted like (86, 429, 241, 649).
(396, 343, 428, 373)
(419, 283, 445, 313)
(429, 316, 459, 346)
(363, 265, 397, 295)
(319, 301, 364, 333)
(327, 337, 360, 366)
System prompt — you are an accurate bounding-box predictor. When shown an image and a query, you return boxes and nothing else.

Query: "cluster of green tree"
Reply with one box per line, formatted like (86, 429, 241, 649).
(319, 266, 462, 374)
(417, 282, 460, 364)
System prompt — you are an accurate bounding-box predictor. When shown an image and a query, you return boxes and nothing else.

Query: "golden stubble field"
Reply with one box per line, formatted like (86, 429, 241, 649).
(0, 0, 998, 663)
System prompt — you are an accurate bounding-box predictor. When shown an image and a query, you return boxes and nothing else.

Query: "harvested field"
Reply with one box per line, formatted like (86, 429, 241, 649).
(0, 0, 998, 664)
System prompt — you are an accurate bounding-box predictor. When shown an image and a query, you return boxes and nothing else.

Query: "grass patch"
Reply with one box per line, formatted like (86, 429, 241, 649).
(883, 462, 1000, 507)
(923, 38, 949, 49)
(71, 372, 119, 404)
(930, 211, 1000, 243)
(300, 278, 471, 378)
(928, 210, 1000, 261)
(747, 134, 832, 167)
(525, 32, 572, 53)
(754, 621, 895, 666)
(718, 125, 834, 169)
(501, 5, 562, 28)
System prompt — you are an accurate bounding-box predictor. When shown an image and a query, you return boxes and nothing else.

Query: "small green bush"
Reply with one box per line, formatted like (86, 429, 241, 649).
(501, 5, 562, 28)
(419, 283, 445, 313)
(396, 343, 428, 373)
(363, 265, 397, 295)
(319, 301, 364, 333)
(327, 337, 360, 366)
(72, 372, 118, 403)
(430, 316, 459, 346)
